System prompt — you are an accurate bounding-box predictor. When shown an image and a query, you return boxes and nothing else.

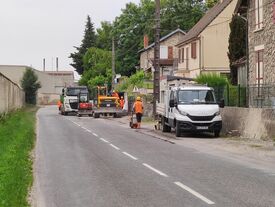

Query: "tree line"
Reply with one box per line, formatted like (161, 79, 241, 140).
(70, 0, 209, 88)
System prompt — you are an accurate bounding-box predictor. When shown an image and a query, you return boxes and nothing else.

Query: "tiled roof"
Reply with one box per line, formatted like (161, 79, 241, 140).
(138, 28, 186, 53)
(177, 0, 233, 46)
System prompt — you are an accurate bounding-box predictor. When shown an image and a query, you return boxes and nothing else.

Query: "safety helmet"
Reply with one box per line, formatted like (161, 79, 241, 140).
(136, 96, 141, 101)
(121, 96, 124, 99)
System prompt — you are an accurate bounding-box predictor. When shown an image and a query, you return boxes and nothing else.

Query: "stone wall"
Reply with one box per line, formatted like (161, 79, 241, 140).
(221, 107, 275, 140)
(0, 73, 24, 114)
(248, 0, 275, 85)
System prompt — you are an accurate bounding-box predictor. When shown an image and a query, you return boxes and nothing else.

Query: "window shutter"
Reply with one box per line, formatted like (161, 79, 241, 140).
(191, 42, 197, 59)
(182, 48, 185, 62)
(168, 46, 173, 59)
(178, 49, 181, 63)
(273, 2, 275, 23)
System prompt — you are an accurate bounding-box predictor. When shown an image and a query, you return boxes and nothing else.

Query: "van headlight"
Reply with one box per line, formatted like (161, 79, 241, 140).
(214, 111, 221, 116)
(178, 110, 188, 116)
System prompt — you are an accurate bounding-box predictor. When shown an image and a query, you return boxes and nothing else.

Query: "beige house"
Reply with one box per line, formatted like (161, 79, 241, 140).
(0, 65, 75, 104)
(176, 0, 238, 78)
(139, 29, 186, 77)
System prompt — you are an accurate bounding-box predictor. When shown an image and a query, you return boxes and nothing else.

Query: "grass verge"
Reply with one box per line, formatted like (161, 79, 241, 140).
(0, 107, 37, 207)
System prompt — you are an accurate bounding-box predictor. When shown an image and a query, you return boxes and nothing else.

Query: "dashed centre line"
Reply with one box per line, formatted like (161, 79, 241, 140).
(142, 163, 168, 177)
(174, 182, 215, 205)
(110, 144, 120, 150)
(68, 118, 216, 205)
(122, 152, 138, 160)
(100, 138, 109, 143)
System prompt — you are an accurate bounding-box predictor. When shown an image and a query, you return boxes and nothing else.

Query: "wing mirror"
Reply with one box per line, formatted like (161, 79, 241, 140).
(219, 99, 225, 108)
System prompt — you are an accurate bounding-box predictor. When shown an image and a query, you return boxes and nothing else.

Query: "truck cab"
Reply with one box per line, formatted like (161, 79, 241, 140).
(157, 77, 224, 137)
(159, 85, 224, 137)
(60, 86, 88, 115)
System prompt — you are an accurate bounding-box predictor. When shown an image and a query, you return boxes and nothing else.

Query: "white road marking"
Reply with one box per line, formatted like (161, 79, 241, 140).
(122, 152, 138, 160)
(86, 129, 92, 133)
(174, 182, 215, 205)
(100, 138, 109, 143)
(92, 133, 98, 137)
(81, 127, 86, 130)
(110, 144, 120, 150)
(142, 163, 168, 177)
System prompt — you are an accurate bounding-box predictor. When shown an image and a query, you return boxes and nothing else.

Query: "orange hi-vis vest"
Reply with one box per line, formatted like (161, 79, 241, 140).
(134, 101, 143, 114)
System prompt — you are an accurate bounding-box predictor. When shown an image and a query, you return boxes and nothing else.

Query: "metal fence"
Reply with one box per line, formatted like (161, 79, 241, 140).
(213, 85, 247, 107)
(248, 84, 275, 108)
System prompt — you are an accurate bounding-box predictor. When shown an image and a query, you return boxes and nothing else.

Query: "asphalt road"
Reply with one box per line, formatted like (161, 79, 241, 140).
(34, 106, 275, 207)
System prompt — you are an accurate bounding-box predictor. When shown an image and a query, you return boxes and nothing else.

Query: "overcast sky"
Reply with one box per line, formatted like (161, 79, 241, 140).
(0, 0, 139, 77)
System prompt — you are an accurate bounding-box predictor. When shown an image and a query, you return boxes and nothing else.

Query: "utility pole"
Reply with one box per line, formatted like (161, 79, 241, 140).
(112, 37, 116, 90)
(153, 0, 160, 118)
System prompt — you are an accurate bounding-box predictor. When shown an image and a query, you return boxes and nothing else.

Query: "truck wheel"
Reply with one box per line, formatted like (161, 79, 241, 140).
(64, 112, 68, 116)
(175, 121, 181, 137)
(113, 113, 117, 118)
(94, 113, 100, 118)
(214, 130, 220, 137)
(162, 117, 171, 132)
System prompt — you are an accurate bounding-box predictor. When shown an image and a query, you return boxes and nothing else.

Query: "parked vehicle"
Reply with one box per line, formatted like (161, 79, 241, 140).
(77, 92, 93, 117)
(157, 76, 224, 137)
(60, 86, 88, 115)
(92, 86, 123, 118)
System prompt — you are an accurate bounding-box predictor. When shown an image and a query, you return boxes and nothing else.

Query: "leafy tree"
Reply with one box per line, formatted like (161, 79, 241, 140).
(160, 0, 206, 35)
(21, 68, 41, 104)
(228, 15, 246, 85)
(79, 47, 112, 88)
(96, 21, 113, 50)
(69, 15, 97, 75)
(206, 0, 219, 8)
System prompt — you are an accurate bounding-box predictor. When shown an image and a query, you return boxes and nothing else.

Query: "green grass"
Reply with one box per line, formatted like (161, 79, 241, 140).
(0, 107, 37, 207)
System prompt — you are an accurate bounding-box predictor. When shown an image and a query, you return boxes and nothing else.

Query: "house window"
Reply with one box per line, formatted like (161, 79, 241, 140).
(160, 46, 168, 59)
(168, 46, 173, 59)
(186, 47, 189, 70)
(178, 49, 181, 63)
(182, 48, 185, 62)
(255, 0, 263, 29)
(191, 42, 197, 59)
(255, 50, 264, 85)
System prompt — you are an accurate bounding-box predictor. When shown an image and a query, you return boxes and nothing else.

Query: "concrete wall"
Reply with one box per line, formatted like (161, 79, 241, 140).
(221, 107, 275, 140)
(0, 65, 75, 105)
(0, 73, 24, 114)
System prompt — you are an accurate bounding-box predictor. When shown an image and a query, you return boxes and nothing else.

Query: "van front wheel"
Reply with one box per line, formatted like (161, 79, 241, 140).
(214, 130, 220, 137)
(175, 121, 181, 137)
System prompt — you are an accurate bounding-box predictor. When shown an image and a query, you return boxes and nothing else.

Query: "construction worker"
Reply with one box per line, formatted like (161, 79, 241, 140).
(120, 96, 125, 109)
(57, 100, 62, 111)
(112, 90, 119, 99)
(133, 96, 143, 129)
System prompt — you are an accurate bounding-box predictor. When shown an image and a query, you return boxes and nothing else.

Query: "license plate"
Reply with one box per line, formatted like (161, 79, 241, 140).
(106, 104, 110, 107)
(197, 126, 208, 130)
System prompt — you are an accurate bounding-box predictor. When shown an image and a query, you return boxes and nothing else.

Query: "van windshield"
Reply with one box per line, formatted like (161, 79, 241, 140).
(178, 90, 216, 104)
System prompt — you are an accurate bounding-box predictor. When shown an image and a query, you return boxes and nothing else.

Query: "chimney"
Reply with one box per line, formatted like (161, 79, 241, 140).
(43, 58, 46, 71)
(144, 35, 149, 48)
(56, 57, 59, 71)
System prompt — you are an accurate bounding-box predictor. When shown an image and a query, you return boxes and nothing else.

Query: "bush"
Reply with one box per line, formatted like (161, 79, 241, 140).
(195, 73, 228, 87)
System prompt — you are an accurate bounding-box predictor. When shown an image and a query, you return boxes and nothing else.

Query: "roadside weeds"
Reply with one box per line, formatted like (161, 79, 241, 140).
(0, 106, 37, 207)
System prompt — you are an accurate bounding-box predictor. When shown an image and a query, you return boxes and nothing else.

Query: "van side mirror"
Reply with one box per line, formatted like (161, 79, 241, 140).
(219, 99, 225, 108)
(169, 99, 175, 107)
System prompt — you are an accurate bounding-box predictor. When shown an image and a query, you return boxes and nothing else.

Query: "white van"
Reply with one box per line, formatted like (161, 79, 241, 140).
(157, 85, 224, 137)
